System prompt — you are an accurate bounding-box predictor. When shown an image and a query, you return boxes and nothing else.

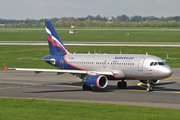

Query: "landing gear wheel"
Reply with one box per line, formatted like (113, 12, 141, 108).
(146, 87, 153, 92)
(150, 86, 153, 91)
(82, 84, 92, 91)
(122, 81, 127, 88)
(146, 87, 150, 92)
(117, 81, 127, 89)
(146, 82, 153, 92)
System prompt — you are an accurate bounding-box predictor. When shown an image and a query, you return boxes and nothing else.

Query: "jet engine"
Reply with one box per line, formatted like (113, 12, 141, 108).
(85, 75, 108, 89)
(140, 80, 160, 85)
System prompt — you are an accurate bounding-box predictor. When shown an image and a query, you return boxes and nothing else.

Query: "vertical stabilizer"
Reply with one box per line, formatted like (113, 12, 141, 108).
(45, 21, 69, 55)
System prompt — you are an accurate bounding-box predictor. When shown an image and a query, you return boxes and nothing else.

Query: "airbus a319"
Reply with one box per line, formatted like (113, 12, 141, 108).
(4, 21, 172, 92)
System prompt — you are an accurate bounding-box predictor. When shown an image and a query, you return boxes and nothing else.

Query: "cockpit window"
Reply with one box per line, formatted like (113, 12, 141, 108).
(154, 62, 158, 66)
(158, 62, 164, 65)
(150, 62, 154, 66)
(164, 61, 167, 65)
(150, 61, 167, 66)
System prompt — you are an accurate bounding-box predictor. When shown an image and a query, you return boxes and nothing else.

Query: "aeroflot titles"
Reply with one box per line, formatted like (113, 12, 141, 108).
(114, 57, 134, 59)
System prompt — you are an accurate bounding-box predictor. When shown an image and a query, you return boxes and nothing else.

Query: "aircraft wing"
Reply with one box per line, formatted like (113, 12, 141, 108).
(6, 67, 113, 76)
(18, 58, 55, 62)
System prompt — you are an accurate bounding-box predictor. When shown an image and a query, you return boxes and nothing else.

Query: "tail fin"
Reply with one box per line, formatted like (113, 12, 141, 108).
(45, 21, 69, 55)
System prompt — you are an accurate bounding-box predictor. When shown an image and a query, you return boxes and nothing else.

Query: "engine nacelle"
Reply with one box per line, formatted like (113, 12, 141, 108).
(85, 75, 108, 89)
(140, 80, 160, 85)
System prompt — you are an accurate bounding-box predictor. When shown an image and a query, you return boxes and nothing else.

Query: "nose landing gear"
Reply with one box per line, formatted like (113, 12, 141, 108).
(146, 80, 153, 92)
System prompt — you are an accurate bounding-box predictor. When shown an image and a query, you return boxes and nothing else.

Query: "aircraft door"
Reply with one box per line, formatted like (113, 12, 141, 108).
(138, 58, 145, 71)
(103, 60, 107, 68)
(60, 57, 64, 69)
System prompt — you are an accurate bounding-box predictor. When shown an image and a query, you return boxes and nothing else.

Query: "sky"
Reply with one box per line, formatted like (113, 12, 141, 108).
(0, 0, 180, 20)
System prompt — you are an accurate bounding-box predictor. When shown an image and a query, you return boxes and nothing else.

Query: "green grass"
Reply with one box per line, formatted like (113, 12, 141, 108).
(1, 45, 180, 69)
(0, 98, 179, 120)
(0, 28, 180, 42)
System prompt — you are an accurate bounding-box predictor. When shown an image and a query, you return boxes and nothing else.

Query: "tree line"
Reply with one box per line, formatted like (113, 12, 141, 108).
(1, 15, 180, 28)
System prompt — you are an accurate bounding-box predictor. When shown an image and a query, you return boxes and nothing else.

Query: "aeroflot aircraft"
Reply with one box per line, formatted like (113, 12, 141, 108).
(5, 21, 173, 92)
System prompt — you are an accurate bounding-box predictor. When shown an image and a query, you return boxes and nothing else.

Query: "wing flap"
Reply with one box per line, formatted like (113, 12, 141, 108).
(8, 68, 113, 75)
(18, 58, 55, 62)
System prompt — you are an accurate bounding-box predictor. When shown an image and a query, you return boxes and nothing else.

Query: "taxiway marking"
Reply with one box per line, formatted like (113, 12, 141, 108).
(1, 81, 180, 93)
(137, 82, 180, 93)
(0, 81, 81, 89)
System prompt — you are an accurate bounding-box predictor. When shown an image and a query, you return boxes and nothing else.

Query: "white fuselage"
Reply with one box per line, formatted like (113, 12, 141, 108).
(63, 54, 172, 80)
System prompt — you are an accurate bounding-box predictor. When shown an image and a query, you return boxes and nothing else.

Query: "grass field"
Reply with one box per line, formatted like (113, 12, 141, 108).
(1, 28, 180, 119)
(0, 28, 180, 42)
(1, 45, 180, 69)
(0, 98, 179, 120)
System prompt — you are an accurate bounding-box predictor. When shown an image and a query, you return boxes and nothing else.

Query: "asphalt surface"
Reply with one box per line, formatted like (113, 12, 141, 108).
(0, 69, 180, 109)
(1, 41, 180, 47)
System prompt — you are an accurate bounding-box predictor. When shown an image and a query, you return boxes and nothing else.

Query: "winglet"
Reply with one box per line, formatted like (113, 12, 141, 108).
(4, 65, 8, 72)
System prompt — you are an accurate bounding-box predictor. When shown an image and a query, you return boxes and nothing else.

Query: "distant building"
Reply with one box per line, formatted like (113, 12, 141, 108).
(0, 24, 5, 27)
(71, 26, 77, 28)
(69, 30, 77, 33)
(107, 17, 114, 23)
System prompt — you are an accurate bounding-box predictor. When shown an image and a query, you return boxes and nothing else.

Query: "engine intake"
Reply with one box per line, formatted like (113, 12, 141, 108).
(85, 75, 108, 89)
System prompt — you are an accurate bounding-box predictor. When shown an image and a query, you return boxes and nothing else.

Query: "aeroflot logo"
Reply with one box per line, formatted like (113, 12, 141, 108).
(115, 57, 134, 59)
(45, 27, 66, 50)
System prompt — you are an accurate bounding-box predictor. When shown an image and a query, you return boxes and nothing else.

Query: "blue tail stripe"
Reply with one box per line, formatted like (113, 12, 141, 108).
(46, 33, 52, 38)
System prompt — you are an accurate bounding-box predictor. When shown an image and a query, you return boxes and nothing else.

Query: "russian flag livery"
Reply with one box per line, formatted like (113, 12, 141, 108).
(45, 21, 69, 55)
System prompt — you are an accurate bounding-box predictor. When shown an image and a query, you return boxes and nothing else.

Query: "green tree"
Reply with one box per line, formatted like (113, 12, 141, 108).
(168, 20, 178, 27)
(11, 24, 14, 27)
(142, 21, 149, 27)
(18, 23, 23, 28)
(157, 21, 168, 27)
(85, 20, 94, 27)
(66, 21, 71, 27)
(27, 22, 31, 27)
(36, 22, 41, 27)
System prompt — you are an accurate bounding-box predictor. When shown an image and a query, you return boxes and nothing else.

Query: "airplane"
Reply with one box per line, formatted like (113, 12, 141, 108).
(4, 21, 173, 92)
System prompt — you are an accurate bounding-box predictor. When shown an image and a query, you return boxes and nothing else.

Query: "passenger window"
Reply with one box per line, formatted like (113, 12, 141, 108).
(150, 62, 154, 66)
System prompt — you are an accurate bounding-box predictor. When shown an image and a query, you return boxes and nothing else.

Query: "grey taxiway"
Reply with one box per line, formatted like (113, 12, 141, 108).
(0, 68, 180, 109)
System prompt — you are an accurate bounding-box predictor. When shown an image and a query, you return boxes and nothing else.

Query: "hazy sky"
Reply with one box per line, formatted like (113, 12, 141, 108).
(1, 0, 180, 19)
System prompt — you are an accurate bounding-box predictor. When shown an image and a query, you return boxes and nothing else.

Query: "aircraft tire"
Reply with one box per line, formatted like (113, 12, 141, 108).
(117, 81, 127, 89)
(146, 87, 153, 92)
(147, 87, 150, 92)
(122, 81, 127, 88)
(117, 82, 122, 88)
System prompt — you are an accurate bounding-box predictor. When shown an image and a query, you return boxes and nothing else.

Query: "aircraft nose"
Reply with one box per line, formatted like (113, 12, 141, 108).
(163, 67, 173, 78)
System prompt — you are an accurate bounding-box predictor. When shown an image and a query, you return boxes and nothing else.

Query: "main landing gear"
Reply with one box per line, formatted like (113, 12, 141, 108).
(117, 80, 127, 89)
(146, 80, 153, 92)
